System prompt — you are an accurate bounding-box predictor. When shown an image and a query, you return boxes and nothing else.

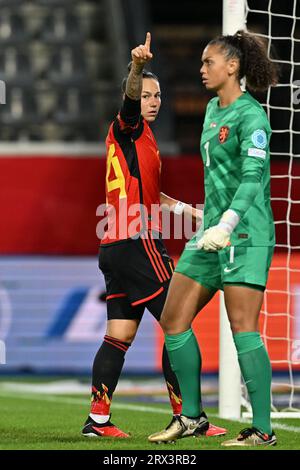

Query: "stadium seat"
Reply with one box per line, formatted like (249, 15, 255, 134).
(92, 52, 114, 81)
(52, 87, 102, 141)
(0, 49, 33, 86)
(0, 0, 24, 6)
(0, 12, 29, 45)
(85, 10, 107, 42)
(54, 88, 98, 126)
(57, 122, 102, 142)
(0, 87, 40, 126)
(36, 0, 80, 6)
(48, 47, 87, 86)
(0, 122, 17, 140)
(41, 10, 84, 45)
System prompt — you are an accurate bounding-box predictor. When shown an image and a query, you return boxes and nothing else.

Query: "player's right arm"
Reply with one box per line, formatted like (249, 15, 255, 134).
(126, 32, 152, 99)
(160, 192, 203, 224)
(118, 32, 153, 131)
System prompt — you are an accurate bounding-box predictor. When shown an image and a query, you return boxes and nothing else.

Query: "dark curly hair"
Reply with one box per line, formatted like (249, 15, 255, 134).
(121, 61, 159, 93)
(208, 30, 279, 92)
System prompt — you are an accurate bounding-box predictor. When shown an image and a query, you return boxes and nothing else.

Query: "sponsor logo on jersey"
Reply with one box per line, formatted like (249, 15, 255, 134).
(248, 147, 266, 159)
(251, 129, 267, 149)
(210, 122, 217, 128)
(219, 126, 230, 143)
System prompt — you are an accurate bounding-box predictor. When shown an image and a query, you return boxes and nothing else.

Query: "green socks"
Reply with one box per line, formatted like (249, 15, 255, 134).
(165, 329, 202, 418)
(234, 332, 272, 435)
(164, 329, 272, 433)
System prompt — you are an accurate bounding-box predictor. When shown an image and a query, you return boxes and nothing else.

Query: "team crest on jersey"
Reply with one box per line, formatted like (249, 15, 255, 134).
(219, 126, 230, 143)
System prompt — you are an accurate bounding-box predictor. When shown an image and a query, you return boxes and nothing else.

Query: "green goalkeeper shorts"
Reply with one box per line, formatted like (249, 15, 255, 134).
(175, 242, 274, 292)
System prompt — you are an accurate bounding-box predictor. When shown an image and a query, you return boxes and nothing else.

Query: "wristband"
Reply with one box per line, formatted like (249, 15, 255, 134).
(218, 209, 240, 234)
(174, 201, 186, 215)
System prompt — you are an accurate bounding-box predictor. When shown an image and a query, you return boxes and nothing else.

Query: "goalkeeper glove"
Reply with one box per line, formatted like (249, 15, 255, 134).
(197, 209, 240, 251)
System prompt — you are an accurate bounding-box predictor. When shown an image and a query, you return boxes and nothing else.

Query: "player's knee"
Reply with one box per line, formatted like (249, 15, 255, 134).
(106, 319, 140, 344)
(159, 309, 176, 333)
(229, 317, 256, 334)
(160, 315, 188, 335)
(119, 334, 135, 344)
(105, 331, 136, 344)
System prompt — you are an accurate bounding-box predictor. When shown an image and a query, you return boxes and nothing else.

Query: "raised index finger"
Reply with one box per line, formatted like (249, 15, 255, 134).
(144, 32, 151, 50)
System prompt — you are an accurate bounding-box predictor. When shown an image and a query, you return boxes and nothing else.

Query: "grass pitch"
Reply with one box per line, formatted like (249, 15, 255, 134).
(0, 388, 299, 450)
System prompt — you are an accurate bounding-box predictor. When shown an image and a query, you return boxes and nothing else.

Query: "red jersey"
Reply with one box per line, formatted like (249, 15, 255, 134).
(101, 96, 162, 245)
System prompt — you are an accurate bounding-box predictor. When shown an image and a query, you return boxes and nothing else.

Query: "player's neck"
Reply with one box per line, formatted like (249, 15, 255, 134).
(217, 83, 243, 108)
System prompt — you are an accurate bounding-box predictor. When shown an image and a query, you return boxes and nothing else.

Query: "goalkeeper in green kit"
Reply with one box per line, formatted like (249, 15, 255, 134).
(148, 30, 279, 446)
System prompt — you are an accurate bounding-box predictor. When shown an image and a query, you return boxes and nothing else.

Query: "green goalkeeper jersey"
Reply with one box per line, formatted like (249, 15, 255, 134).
(200, 91, 275, 247)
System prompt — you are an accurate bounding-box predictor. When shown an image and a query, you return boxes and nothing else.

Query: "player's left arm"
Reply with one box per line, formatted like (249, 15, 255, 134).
(160, 192, 203, 224)
(198, 115, 270, 251)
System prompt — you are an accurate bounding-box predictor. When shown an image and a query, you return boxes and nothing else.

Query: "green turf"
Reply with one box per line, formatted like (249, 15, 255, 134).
(0, 391, 299, 450)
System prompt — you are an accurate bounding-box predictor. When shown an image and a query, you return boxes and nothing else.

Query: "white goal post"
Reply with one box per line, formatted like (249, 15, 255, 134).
(219, 0, 300, 419)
